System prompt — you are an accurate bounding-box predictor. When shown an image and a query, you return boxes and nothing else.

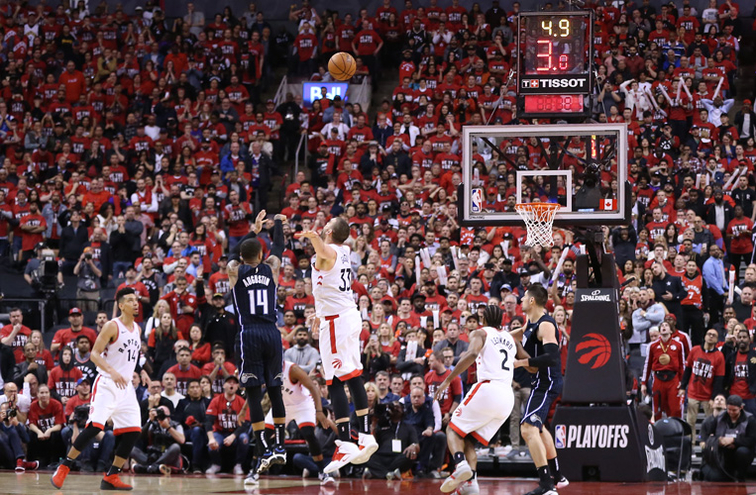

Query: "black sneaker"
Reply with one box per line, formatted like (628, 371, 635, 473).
(524, 486, 558, 495)
(257, 446, 287, 473)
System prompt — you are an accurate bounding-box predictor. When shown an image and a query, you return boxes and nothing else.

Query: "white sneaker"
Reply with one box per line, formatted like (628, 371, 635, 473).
(234, 464, 244, 475)
(455, 478, 480, 495)
(205, 464, 221, 475)
(302, 468, 310, 478)
(556, 475, 570, 489)
(244, 471, 259, 485)
(440, 460, 473, 493)
(323, 440, 360, 474)
(385, 468, 402, 480)
(318, 471, 336, 485)
(351, 433, 378, 465)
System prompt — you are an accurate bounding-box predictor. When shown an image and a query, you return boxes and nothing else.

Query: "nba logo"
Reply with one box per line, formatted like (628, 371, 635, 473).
(471, 188, 483, 213)
(555, 425, 566, 449)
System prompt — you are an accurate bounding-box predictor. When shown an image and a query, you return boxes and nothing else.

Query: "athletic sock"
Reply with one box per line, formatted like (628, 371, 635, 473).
(548, 457, 562, 480)
(453, 452, 466, 465)
(337, 422, 351, 442)
(357, 413, 370, 435)
(274, 423, 286, 449)
(254, 429, 269, 453)
(471, 470, 477, 479)
(537, 465, 554, 488)
(62, 456, 76, 468)
(106, 465, 122, 477)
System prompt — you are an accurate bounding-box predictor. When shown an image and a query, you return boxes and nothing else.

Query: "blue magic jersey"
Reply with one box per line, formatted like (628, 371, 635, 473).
(523, 313, 563, 388)
(232, 262, 277, 325)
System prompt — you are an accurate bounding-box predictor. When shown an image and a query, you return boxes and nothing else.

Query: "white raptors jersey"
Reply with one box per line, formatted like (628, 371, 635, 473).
(98, 318, 141, 379)
(282, 361, 312, 407)
(475, 326, 516, 383)
(312, 243, 357, 316)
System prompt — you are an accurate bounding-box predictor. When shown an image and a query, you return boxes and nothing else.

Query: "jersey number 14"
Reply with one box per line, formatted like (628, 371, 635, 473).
(249, 289, 269, 315)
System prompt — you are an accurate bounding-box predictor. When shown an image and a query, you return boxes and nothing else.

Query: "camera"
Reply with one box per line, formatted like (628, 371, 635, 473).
(72, 405, 90, 428)
(7, 407, 17, 419)
(155, 408, 167, 422)
(85, 252, 93, 260)
(374, 401, 403, 428)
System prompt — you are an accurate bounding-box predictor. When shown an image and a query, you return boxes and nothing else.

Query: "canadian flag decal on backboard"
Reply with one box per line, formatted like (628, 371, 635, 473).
(600, 199, 617, 210)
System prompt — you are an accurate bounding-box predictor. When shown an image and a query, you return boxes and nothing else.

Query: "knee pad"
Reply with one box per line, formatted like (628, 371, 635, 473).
(114, 431, 140, 459)
(72, 424, 103, 451)
(267, 386, 285, 418)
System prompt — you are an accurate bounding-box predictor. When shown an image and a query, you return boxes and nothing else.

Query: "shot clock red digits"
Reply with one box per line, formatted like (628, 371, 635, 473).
(523, 95, 584, 113)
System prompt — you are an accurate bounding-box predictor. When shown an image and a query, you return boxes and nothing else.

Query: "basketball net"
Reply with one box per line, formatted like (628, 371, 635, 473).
(515, 202, 561, 248)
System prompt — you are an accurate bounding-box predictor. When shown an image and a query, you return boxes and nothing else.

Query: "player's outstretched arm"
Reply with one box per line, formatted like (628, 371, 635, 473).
(297, 228, 337, 270)
(264, 214, 286, 281)
(90, 321, 128, 389)
(434, 329, 486, 401)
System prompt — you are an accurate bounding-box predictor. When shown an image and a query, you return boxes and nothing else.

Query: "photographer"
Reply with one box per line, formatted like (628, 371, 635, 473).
(130, 405, 185, 475)
(24, 244, 64, 292)
(700, 395, 756, 482)
(74, 246, 102, 313)
(0, 401, 37, 471)
(363, 401, 418, 480)
(574, 162, 604, 210)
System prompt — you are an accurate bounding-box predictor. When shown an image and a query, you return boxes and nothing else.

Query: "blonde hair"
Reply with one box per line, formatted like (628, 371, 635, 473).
(152, 299, 170, 319)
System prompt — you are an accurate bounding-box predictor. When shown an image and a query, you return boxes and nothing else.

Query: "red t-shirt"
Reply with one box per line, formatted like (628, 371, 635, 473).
(730, 351, 756, 400)
(166, 363, 203, 396)
(65, 393, 91, 418)
(685, 346, 725, 401)
(51, 327, 98, 354)
(28, 398, 65, 431)
(206, 394, 249, 433)
(425, 368, 462, 415)
(727, 217, 754, 254)
(20, 213, 46, 252)
(201, 361, 239, 395)
(48, 366, 83, 399)
(0, 324, 32, 363)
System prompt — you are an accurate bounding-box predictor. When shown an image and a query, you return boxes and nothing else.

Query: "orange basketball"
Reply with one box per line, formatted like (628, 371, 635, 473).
(328, 52, 356, 81)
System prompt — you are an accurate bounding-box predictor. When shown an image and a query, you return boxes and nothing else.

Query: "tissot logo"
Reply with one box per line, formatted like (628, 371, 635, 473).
(522, 78, 587, 89)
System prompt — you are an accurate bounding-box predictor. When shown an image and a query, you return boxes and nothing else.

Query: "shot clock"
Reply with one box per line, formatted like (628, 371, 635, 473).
(517, 12, 593, 118)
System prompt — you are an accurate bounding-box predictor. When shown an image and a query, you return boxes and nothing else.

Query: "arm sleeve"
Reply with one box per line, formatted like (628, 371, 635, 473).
(679, 366, 693, 390)
(269, 219, 284, 260)
(431, 402, 442, 432)
(527, 343, 560, 368)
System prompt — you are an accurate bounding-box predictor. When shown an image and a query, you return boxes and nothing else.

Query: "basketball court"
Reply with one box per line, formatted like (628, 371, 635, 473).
(2, 472, 755, 495)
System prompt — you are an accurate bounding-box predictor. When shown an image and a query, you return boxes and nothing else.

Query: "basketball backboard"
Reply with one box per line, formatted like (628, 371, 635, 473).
(458, 123, 630, 227)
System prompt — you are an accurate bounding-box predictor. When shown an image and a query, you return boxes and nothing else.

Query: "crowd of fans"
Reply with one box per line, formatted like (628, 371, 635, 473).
(0, 0, 754, 482)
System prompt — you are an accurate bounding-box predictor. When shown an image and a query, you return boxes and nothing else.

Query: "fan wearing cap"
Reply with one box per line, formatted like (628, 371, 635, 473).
(50, 308, 97, 359)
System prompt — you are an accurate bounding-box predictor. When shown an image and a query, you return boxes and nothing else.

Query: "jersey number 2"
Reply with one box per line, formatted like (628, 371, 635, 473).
(338, 269, 352, 292)
(499, 349, 510, 371)
(249, 289, 269, 315)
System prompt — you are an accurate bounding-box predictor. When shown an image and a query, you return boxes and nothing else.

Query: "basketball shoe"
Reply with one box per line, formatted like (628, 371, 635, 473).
(323, 440, 361, 474)
(440, 460, 473, 493)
